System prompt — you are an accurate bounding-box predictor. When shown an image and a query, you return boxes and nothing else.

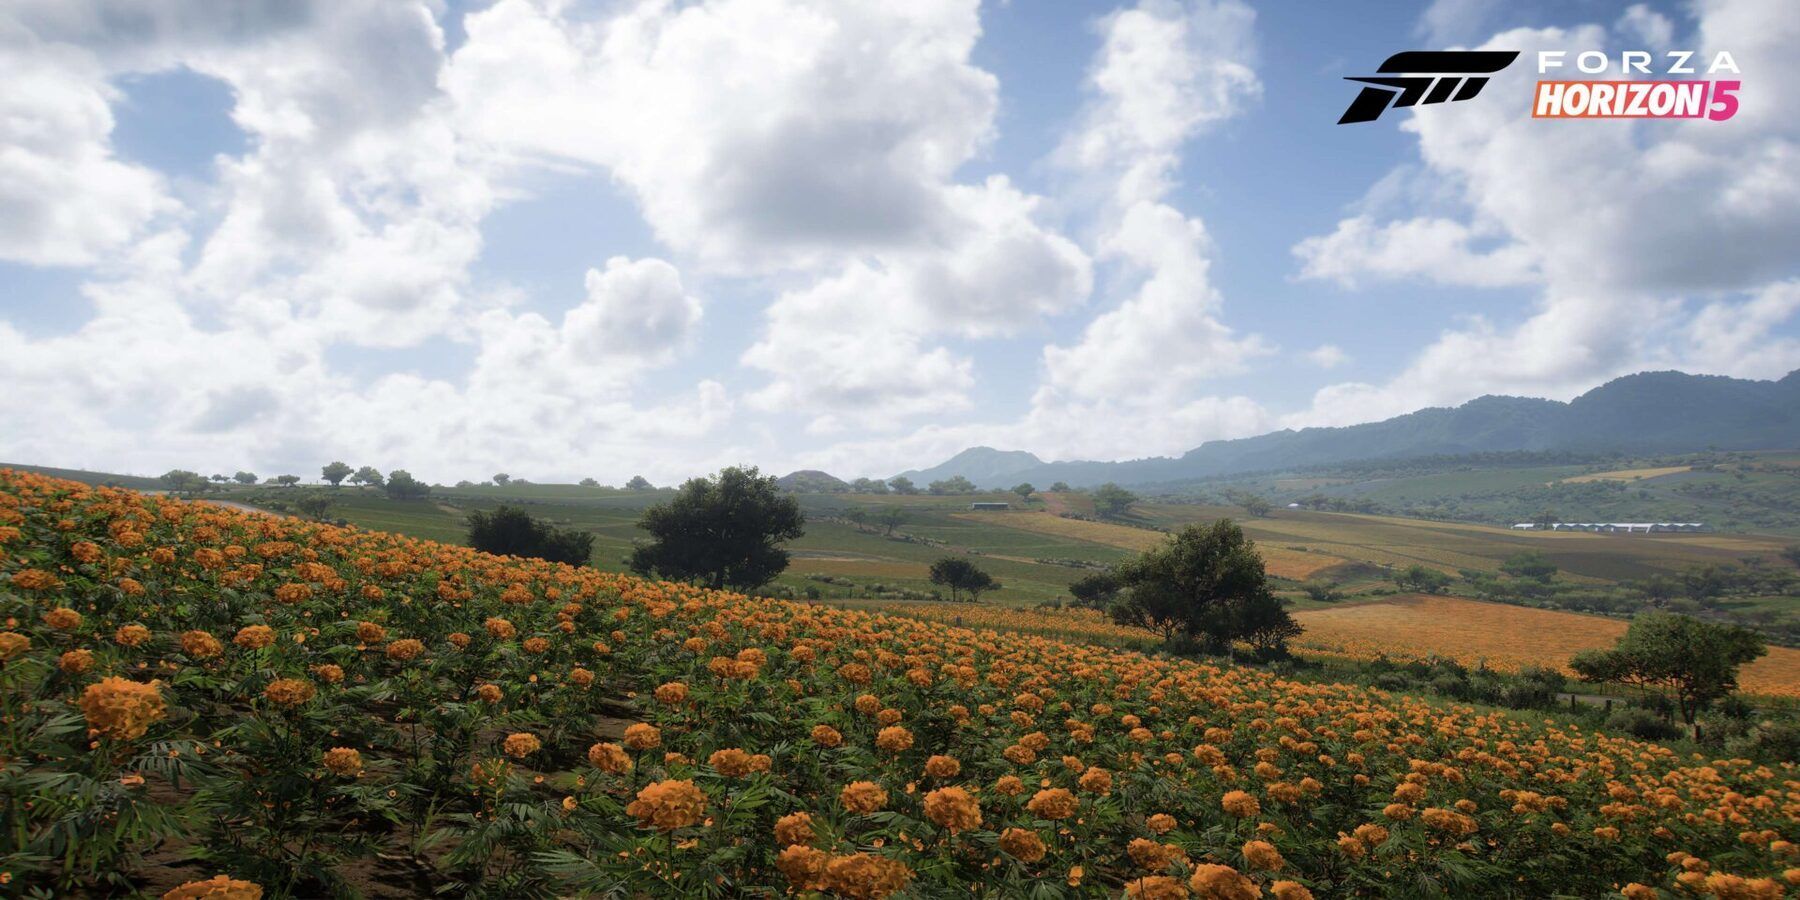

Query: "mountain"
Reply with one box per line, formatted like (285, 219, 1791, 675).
(903, 370, 1800, 489)
(775, 470, 852, 493)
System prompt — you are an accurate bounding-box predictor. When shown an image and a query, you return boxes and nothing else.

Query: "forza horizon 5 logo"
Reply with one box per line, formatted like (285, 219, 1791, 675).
(1339, 49, 1742, 124)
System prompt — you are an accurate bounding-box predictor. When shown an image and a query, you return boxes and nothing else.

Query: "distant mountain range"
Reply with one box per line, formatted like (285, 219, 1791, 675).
(891, 370, 1800, 489)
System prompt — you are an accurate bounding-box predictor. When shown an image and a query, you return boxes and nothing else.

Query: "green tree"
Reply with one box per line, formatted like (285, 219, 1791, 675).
(929, 558, 998, 602)
(273, 474, 301, 488)
(629, 466, 805, 591)
(294, 494, 334, 520)
(1108, 520, 1290, 652)
(1226, 490, 1272, 517)
(1570, 613, 1767, 724)
(233, 471, 258, 485)
(467, 505, 595, 566)
(384, 470, 430, 500)
(1301, 581, 1342, 603)
(579, 477, 600, 487)
(851, 477, 889, 494)
(350, 466, 383, 487)
(492, 473, 511, 486)
(1011, 483, 1035, 501)
(877, 507, 906, 536)
(888, 476, 919, 495)
(160, 469, 208, 494)
(625, 475, 653, 490)
(1501, 551, 1558, 581)
(1049, 481, 1071, 493)
(1092, 483, 1138, 518)
(320, 461, 352, 487)
(844, 508, 869, 530)
(1395, 565, 1453, 594)
(1068, 571, 1121, 610)
(928, 475, 977, 495)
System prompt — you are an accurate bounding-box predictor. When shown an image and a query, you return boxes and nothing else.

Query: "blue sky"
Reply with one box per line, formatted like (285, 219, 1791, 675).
(0, 0, 1794, 483)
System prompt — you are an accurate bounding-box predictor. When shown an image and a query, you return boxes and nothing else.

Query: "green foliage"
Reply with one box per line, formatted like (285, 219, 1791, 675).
(233, 471, 258, 485)
(1107, 520, 1298, 654)
(384, 469, 430, 500)
(887, 476, 918, 495)
(629, 466, 805, 590)
(1499, 551, 1557, 581)
(294, 494, 334, 520)
(1010, 483, 1034, 500)
(1395, 565, 1454, 594)
(160, 469, 209, 494)
(926, 476, 976, 495)
(1048, 481, 1071, 493)
(850, 477, 889, 494)
(1570, 613, 1768, 724)
(1300, 581, 1342, 603)
(350, 466, 383, 487)
(1091, 483, 1137, 518)
(493, 473, 511, 486)
(927, 557, 998, 602)
(467, 505, 596, 566)
(1067, 571, 1121, 610)
(625, 475, 653, 490)
(273, 475, 301, 487)
(320, 461, 353, 486)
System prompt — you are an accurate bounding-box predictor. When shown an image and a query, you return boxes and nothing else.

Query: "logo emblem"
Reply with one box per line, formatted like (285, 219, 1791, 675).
(1338, 51, 1520, 124)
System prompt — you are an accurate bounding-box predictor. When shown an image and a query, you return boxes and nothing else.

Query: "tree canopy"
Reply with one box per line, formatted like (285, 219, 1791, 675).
(929, 558, 998, 602)
(350, 466, 383, 487)
(321, 461, 352, 486)
(628, 466, 805, 591)
(1092, 483, 1138, 518)
(625, 475, 654, 491)
(1107, 519, 1299, 654)
(888, 476, 919, 495)
(1570, 613, 1766, 724)
(467, 505, 595, 566)
(383, 470, 430, 500)
(928, 476, 977, 495)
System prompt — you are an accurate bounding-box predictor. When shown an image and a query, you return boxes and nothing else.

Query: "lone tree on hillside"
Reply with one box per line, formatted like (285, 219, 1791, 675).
(384, 469, 431, 500)
(321, 461, 352, 487)
(273, 475, 301, 488)
(1395, 564, 1453, 594)
(233, 471, 258, 485)
(579, 477, 600, 487)
(1092, 483, 1138, 518)
(625, 475, 654, 491)
(1049, 481, 1071, 492)
(350, 466, 383, 487)
(493, 473, 511, 486)
(1068, 570, 1122, 610)
(888, 476, 919, 495)
(629, 466, 804, 591)
(1108, 519, 1299, 654)
(1011, 483, 1035, 501)
(161, 470, 208, 494)
(877, 507, 907, 536)
(1571, 613, 1767, 725)
(929, 557, 998, 602)
(467, 505, 595, 566)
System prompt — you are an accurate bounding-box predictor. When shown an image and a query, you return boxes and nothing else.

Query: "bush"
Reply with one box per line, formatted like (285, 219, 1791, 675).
(1605, 708, 1683, 742)
(466, 505, 595, 566)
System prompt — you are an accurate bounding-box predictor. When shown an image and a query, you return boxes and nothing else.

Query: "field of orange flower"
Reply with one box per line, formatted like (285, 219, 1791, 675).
(1, 469, 1796, 899)
(1292, 595, 1800, 700)
(868, 603, 1160, 649)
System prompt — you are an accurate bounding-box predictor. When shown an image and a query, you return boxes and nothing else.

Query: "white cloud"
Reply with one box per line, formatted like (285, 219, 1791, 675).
(1307, 344, 1348, 369)
(565, 257, 702, 365)
(1290, 0, 1800, 428)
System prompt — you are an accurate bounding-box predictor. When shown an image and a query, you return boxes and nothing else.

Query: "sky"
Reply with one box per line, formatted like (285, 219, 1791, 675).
(1, 0, 1796, 485)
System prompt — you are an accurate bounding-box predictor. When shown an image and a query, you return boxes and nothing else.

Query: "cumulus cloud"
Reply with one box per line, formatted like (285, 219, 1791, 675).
(565, 257, 702, 365)
(1289, 0, 1800, 426)
(1307, 344, 1349, 369)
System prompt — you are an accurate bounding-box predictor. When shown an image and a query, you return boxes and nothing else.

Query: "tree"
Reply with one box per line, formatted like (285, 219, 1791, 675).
(1571, 613, 1767, 724)
(928, 475, 977, 495)
(1395, 565, 1453, 594)
(1534, 509, 1560, 529)
(1011, 483, 1035, 501)
(888, 476, 919, 495)
(233, 471, 258, 485)
(625, 475, 654, 490)
(467, 505, 595, 566)
(629, 466, 805, 591)
(294, 494, 334, 520)
(929, 558, 998, 602)
(1107, 520, 1287, 652)
(350, 466, 384, 487)
(579, 477, 600, 487)
(493, 473, 511, 486)
(1068, 571, 1122, 610)
(1225, 491, 1272, 518)
(1231, 594, 1303, 655)
(384, 470, 430, 500)
(273, 475, 301, 488)
(1092, 483, 1138, 518)
(1782, 545, 1800, 568)
(1301, 581, 1342, 603)
(321, 461, 352, 487)
(209, 474, 227, 482)
(1501, 551, 1558, 581)
(1049, 481, 1071, 493)
(845, 508, 869, 530)
(160, 469, 208, 494)
(850, 477, 889, 494)
(877, 507, 906, 536)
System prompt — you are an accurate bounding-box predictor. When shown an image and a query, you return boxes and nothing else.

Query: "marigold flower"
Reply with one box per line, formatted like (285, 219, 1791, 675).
(774, 811, 815, 847)
(1027, 788, 1079, 820)
(385, 638, 424, 661)
(626, 779, 707, 830)
(162, 875, 263, 900)
(81, 677, 166, 741)
(924, 755, 960, 778)
(355, 621, 386, 642)
(522, 636, 549, 654)
(1621, 885, 1657, 900)
(1128, 838, 1186, 872)
(0, 631, 27, 659)
(875, 725, 913, 753)
(233, 625, 275, 650)
(274, 583, 311, 604)
(1421, 807, 1478, 837)
(999, 827, 1046, 862)
(59, 648, 94, 673)
(823, 852, 914, 900)
(776, 844, 830, 891)
(1124, 876, 1191, 899)
(1269, 881, 1314, 900)
(1243, 839, 1284, 871)
(1147, 813, 1178, 834)
(322, 747, 363, 777)
(181, 630, 223, 659)
(587, 742, 632, 774)
(45, 607, 82, 630)
(995, 774, 1025, 796)
(623, 722, 661, 750)
(655, 681, 688, 704)
(1079, 766, 1113, 795)
(1189, 863, 1260, 900)
(484, 617, 515, 640)
(568, 667, 594, 687)
(502, 732, 541, 758)
(447, 632, 471, 649)
(1221, 790, 1260, 818)
(476, 683, 502, 703)
(15, 569, 60, 591)
(811, 724, 843, 748)
(840, 780, 888, 814)
(263, 678, 315, 707)
(709, 747, 759, 777)
(923, 786, 982, 833)
(114, 624, 151, 647)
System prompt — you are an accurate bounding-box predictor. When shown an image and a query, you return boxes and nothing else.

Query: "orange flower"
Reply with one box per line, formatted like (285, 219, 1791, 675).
(995, 774, 1025, 796)
(233, 625, 275, 649)
(623, 722, 661, 750)
(999, 827, 1046, 862)
(874, 725, 913, 753)
(44, 606, 82, 630)
(1269, 882, 1314, 900)
(587, 742, 633, 774)
(161, 875, 263, 899)
(14, 569, 61, 591)
(1147, 813, 1178, 834)
(58, 649, 94, 673)
(476, 684, 503, 703)
(484, 617, 515, 640)
(312, 664, 344, 684)
(80, 677, 166, 741)
(1243, 839, 1284, 872)
(626, 779, 707, 830)
(1221, 790, 1260, 818)
(263, 678, 315, 707)
(655, 681, 689, 704)
(1079, 766, 1113, 795)
(924, 755, 961, 778)
(1128, 838, 1186, 872)
(0, 631, 27, 660)
(774, 811, 815, 847)
(709, 748, 758, 777)
(502, 733, 541, 758)
(1124, 876, 1191, 899)
(776, 845, 830, 891)
(811, 724, 843, 748)
(568, 667, 595, 687)
(385, 638, 424, 661)
(113, 624, 151, 647)
(1188, 863, 1261, 900)
(840, 780, 888, 814)
(822, 853, 914, 900)
(180, 630, 223, 660)
(322, 747, 363, 777)
(923, 786, 982, 833)
(1027, 788, 1078, 821)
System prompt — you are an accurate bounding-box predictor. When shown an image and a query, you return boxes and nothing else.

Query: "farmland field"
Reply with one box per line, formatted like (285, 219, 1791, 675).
(4, 469, 1797, 899)
(1292, 594, 1800, 698)
(1561, 466, 1693, 484)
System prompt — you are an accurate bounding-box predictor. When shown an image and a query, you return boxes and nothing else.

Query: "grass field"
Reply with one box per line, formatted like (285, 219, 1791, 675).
(1559, 465, 1693, 484)
(1291, 594, 1800, 698)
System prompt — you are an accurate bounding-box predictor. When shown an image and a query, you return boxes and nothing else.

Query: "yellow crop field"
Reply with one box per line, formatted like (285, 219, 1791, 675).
(1294, 594, 1800, 698)
(956, 511, 1346, 580)
(1560, 466, 1693, 483)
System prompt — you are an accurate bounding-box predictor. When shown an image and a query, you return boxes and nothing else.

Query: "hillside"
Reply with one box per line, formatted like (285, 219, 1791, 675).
(776, 469, 853, 493)
(3, 469, 1794, 898)
(907, 369, 1800, 488)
